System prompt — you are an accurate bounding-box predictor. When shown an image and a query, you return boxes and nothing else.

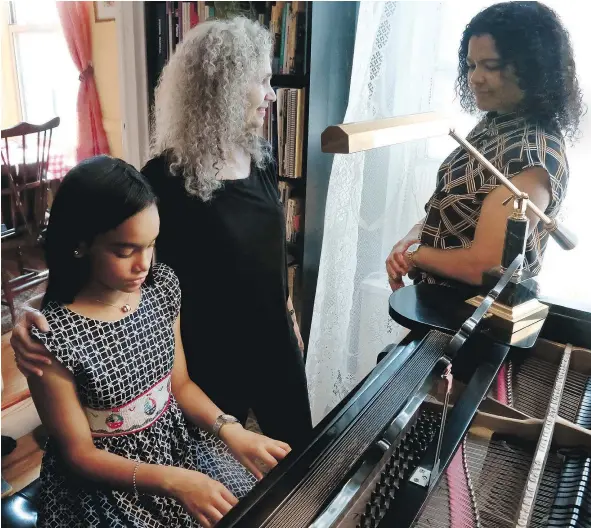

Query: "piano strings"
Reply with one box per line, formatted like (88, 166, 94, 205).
(508, 353, 591, 428)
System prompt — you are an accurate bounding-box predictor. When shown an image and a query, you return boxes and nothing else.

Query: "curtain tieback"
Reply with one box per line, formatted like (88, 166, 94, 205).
(79, 63, 94, 82)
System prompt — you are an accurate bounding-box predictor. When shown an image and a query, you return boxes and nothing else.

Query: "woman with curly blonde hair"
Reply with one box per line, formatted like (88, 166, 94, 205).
(14, 17, 312, 449)
(142, 18, 312, 449)
(150, 17, 274, 202)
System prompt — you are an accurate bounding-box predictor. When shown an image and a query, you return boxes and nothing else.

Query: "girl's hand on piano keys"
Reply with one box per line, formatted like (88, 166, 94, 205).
(167, 467, 237, 527)
(219, 424, 292, 480)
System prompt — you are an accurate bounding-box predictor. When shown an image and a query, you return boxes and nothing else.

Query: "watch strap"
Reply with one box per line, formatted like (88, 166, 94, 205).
(212, 414, 240, 437)
(406, 243, 422, 267)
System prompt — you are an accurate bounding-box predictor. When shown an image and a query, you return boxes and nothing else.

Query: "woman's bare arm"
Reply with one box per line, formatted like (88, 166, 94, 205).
(385, 219, 425, 288)
(412, 167, 551, 285)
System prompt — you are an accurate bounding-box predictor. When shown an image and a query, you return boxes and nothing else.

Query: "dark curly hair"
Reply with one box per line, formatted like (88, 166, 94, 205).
(456, 1, 584, 141)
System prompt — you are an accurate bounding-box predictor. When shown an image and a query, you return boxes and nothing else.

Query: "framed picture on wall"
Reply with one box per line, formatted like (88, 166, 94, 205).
(94, 1, 117, 22)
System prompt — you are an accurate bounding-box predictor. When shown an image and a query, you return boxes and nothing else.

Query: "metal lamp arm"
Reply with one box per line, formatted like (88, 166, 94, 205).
(448, 129, 577, 250)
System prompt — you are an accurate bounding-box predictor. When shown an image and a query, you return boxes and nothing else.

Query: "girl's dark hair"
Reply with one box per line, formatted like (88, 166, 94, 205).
(456, 1, 585, 141)
(42, 155, 158, 308)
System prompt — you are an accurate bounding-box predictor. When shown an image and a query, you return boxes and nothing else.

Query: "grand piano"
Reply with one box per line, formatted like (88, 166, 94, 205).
(217, 114, 591, 528)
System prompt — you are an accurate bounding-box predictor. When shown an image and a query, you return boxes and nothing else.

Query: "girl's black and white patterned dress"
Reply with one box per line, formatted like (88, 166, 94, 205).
(31, 263, 256, 527)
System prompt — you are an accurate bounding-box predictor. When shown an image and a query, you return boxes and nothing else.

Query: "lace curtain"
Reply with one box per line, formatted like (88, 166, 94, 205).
(306, 0, 591, 426)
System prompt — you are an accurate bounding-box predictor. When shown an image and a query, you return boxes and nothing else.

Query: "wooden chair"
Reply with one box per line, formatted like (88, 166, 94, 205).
(1, 117, 60, 326)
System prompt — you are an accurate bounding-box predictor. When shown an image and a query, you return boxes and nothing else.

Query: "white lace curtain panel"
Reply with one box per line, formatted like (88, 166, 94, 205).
(305, 1, 591, 426)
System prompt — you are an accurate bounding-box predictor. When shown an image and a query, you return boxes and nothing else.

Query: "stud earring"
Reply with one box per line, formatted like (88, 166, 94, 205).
(74, 249, 81, 257)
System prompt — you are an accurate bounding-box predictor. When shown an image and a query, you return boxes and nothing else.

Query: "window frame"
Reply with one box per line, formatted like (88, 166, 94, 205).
(7, 0, 64, 123)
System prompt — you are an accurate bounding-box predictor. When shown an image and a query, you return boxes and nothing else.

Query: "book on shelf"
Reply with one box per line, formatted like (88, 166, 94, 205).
(287, 264, 299, 310)
(277, 182, 302, 245)
(268, 87, 305, 179)
(270, 1, 307, 75)
(278, 181, 290, 205)
(285, 197, 302, 244)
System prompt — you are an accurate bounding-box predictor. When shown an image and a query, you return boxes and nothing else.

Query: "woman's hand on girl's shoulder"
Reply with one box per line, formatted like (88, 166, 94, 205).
(166, 466, 238, 528)
(11, 308, 52, 377)
(292, 317, 305, 354)
(219, 424, 291, 480)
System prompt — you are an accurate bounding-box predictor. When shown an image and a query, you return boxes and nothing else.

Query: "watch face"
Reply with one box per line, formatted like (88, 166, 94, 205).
(407, 243, 421, 254)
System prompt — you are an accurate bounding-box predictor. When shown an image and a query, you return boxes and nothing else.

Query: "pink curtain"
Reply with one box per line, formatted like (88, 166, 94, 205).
(57, 2, 110, 161)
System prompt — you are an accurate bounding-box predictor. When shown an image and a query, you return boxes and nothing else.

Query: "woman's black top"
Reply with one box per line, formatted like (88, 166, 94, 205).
(141, 155, 302, 410)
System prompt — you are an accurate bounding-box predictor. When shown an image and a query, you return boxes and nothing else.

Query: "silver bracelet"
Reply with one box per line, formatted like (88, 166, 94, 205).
(132, 460, 141, 495)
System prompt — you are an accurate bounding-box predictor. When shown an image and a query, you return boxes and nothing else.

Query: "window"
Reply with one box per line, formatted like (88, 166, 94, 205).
(6, 1, 78, 156)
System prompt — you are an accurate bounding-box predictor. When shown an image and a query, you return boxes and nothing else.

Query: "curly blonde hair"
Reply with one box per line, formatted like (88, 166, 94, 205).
(151, 17, 273, 201)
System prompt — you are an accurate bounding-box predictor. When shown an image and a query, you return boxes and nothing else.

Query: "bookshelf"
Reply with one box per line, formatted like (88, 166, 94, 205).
(144, 1, 356, 348)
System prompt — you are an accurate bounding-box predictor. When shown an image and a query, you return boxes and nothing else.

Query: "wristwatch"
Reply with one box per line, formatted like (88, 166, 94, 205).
(212, 414, 240, 438)
(405, 242, 422, 268)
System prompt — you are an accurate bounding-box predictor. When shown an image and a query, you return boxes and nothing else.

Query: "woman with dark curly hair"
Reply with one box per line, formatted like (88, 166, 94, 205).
(386, 1, 584, 290)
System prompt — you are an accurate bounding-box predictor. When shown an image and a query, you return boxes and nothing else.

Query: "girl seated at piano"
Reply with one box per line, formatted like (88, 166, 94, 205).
(386, 1, 583, 291)
(26, 156, 290, 528)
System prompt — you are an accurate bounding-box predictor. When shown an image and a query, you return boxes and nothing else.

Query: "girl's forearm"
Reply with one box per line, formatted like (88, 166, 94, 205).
(67, 446, 181, 497)
(173, 380, 224, 434)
